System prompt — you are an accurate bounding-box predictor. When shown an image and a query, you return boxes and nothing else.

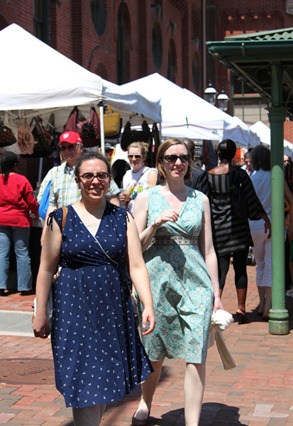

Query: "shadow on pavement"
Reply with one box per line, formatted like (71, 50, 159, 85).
(150, 403, 247, 425)
(201, 402, 248, 425)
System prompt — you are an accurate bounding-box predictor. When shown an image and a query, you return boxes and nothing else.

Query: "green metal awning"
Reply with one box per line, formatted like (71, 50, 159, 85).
(207, 28, 293, 117)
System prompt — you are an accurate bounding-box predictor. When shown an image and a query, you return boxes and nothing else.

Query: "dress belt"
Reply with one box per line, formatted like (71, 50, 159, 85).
(152, 235, 198, 245)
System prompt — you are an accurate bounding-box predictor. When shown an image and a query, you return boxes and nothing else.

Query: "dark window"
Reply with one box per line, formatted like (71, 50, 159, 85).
(91, 0, 107, 36)
(152, 24, 162, 69)
(167, 40, 177, 83)
(34, 0, 49, 43)
(117, 7, 125, 84)
(192, 54, 200, 92)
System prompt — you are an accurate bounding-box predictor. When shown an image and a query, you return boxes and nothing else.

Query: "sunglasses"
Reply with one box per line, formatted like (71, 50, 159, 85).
(79, 172, 110, 181)
(128, 155, 142, 159)
(163, 155, 190, 163)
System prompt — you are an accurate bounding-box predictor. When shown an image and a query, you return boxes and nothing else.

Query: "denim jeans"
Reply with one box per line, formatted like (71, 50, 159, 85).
(0, 226, 32, 291)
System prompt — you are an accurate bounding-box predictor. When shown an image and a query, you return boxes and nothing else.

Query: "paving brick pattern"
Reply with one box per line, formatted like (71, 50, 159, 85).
(0, 265, 292, 425)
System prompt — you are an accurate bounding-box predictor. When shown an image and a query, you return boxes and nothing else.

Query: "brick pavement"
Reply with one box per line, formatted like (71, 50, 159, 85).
(0, 265, 292, 425)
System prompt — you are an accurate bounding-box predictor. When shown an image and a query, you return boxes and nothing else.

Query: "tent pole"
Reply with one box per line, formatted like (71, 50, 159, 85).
(37, 158, 43, 187)
(98, 101, 105, 155)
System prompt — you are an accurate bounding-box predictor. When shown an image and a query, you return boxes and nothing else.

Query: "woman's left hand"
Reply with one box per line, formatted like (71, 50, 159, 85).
(141, 307, 156, 335)
(213, 295, 224, 313)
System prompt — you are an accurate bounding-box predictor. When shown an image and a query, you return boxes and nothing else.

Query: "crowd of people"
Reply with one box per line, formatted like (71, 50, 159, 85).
(0, 130, 292, 425)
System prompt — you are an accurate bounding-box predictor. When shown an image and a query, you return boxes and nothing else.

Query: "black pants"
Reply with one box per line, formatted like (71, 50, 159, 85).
(218, 247, 249, 291)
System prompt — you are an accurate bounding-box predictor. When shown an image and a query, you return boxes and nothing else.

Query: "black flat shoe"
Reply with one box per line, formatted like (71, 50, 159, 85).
(236, 310, 250, 325)
(20, 290, 34, 296)
(0, 289, 8, 297)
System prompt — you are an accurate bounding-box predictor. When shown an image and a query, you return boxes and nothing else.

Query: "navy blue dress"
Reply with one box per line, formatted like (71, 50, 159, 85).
(50, 204, 152, 408)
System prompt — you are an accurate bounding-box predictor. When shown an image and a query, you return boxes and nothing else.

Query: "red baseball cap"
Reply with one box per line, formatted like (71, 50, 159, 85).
(59, 131, 82, 145)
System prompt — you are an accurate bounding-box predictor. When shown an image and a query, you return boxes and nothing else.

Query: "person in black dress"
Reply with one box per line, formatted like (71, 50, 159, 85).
(208, 140, 270, 324)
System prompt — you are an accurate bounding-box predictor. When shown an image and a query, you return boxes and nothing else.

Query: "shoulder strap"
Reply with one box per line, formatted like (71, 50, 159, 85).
(61, 206, 68, 231)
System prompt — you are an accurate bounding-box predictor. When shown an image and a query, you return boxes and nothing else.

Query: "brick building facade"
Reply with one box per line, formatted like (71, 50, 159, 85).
(0, 1, 292, 96)
(1, 0, 293, 127)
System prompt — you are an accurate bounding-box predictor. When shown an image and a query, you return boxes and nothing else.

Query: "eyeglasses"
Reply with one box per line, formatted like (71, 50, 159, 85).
(128, 155, 142, 159)
(59, 144, 76, 151)
(163, 155, 190, 163)
(79, 172, 110, 181)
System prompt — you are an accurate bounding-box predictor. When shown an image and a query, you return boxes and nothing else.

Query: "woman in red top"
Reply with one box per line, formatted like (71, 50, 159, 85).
(0, 152, 39, 295)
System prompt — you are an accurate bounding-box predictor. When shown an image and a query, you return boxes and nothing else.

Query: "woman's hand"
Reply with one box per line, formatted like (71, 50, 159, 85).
(213, 295, 224, 313)
(140, 306, 156, 335)
(119, 190, 130, 206)
(32, 315, 51, 339)
(264, 216, 271, 239)
(153, 210, 179, 228)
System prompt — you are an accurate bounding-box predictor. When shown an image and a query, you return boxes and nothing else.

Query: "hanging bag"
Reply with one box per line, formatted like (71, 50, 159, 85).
(98, 105, 121, 138)
(121, 115, 151, 151)
(17, 118, 35, 155)
(147, 122, 161, 167)
(21, 117, 52, 158)
(0, 118, 17, 148)
(65, 106, 100, 148)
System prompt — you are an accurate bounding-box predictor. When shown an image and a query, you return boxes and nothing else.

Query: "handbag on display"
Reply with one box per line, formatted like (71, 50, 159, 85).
(98, 105, 121, 138)
(65, 106, 100, 148)
(121, 115, 152, 151)
(147, 122, 160, 167)
(21, 117, 52, 158)
(17, 118, 35, 155)
(0, 119, 17, 148)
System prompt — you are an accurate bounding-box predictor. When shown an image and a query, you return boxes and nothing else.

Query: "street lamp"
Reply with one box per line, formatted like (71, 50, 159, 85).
(204, 82, 217, 105)
(217, 89, 229, 112)
(204, 82, 229, 112)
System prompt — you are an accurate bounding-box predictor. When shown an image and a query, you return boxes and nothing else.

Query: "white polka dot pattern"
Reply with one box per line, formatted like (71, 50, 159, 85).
(50, 204, 152, 408)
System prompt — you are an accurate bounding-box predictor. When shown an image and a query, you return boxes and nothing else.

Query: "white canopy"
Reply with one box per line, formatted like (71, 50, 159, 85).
(121, 73, 260, 146)
(250, 121, 293, 155)
(0, 24, 103, 110)
(0, 24, 161, 124)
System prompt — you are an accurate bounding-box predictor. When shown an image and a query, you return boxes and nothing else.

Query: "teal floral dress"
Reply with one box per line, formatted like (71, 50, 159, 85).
(138, 186, 214, 363)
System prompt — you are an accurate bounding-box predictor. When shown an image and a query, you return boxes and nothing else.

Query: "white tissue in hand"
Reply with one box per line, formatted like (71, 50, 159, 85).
(211, 309, 234, 330)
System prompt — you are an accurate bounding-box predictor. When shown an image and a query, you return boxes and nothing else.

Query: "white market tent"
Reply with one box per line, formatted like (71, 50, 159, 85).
(0, 24, 161, 127)
(250, 121, 293, 155)
(121, 73, 260, 146)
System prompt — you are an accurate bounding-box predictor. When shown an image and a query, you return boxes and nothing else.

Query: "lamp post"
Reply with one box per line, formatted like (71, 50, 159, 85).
(204, 82, 229, 112)
(204, 82, 217, 105)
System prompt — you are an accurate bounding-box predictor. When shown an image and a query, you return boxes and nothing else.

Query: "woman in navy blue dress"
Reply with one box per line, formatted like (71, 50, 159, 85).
(33, 151, 155, 426)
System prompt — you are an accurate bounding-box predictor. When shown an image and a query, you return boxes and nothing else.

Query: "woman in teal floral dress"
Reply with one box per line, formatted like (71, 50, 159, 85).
(132, 138, 223, 426)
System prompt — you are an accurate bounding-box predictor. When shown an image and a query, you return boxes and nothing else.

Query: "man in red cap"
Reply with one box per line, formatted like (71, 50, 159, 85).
(40, 131, 120, 243)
